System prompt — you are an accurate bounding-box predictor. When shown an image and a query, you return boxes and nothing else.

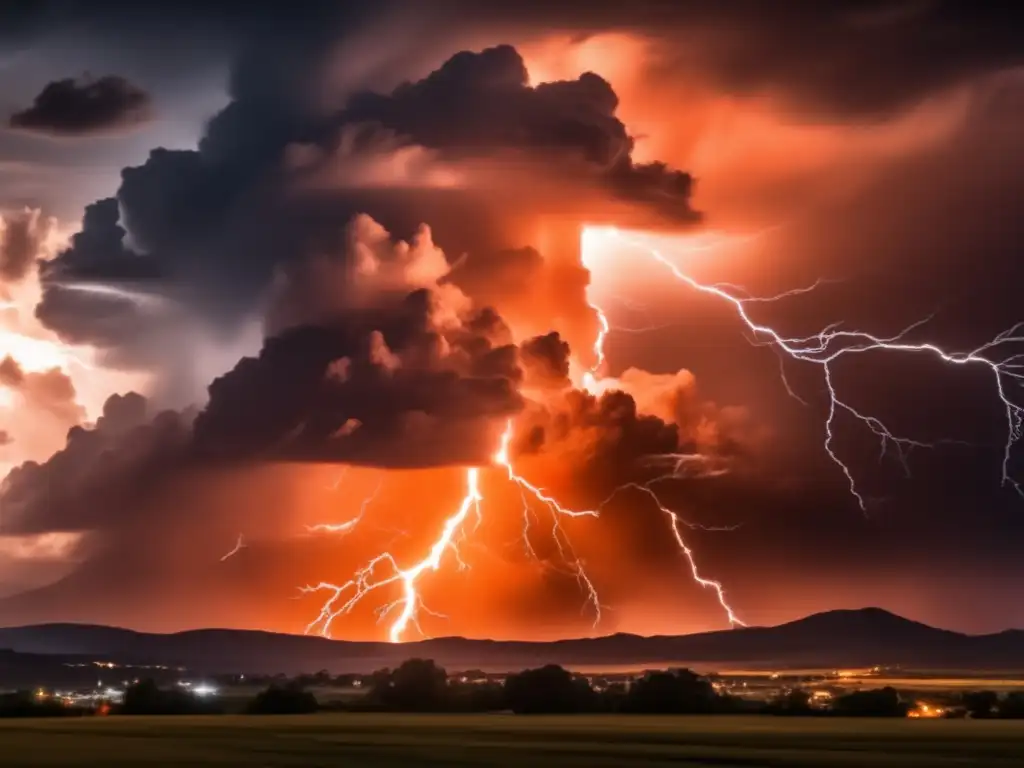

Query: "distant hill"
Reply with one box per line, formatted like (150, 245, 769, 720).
(0, 608, 1021, 675)
(0, 648, 185, 689)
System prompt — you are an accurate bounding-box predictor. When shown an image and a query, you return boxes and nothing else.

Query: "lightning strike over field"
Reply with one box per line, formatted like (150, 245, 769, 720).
(592, 227, 1024, 509)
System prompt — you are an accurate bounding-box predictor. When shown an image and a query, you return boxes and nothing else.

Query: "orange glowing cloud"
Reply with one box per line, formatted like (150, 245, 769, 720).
(0, 212, 147, 480)
(519, 32, 979, 226)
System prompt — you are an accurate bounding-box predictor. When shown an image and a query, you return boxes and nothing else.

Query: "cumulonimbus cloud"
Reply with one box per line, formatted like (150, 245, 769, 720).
(0, 39, 762, 629)
(33, 46, 698, 383)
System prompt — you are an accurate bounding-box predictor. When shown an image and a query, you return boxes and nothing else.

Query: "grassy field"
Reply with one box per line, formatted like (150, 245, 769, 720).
(1, 714, 1023, 767)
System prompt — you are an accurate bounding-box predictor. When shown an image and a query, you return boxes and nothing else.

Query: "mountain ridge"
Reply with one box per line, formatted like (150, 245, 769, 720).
(1, 608, 1021, 674)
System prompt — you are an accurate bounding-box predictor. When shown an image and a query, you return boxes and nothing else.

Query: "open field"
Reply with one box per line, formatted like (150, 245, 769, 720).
(1, 714, 1024, 767)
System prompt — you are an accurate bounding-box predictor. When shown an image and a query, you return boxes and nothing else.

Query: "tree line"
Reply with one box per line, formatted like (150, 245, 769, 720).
(5, 659, 1024, 718)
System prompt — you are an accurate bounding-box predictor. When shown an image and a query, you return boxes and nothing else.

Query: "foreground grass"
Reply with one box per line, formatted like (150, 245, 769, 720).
(1, 714, 1023, 767)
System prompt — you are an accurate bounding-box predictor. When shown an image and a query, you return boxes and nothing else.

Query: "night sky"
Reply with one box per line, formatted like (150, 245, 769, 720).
(1, 1, 1024, 639)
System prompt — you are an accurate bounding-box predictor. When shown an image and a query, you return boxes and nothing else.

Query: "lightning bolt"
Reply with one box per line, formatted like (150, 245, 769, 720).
(304, 425, 616, 642)
(494, 421, 603, 623)
(581, 301, 610, 393)
(304, 228, 766, 641)
(303, 469, 483, 642)
(220, 534, 246, 561)
(327, 468, 349, 491)
(580, 237, 745, 627)
(306, 478, 384, 536)
(600, 481, 744, 626)
(594, 226, 1024, 509)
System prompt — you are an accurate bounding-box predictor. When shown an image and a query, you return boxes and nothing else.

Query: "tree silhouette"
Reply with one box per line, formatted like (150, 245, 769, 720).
(246, 683, 318, 715)
(503, 665, 596, 714)
(766, 688, 814, 716)
(447, 679, 505, 713)
(120, 679, 220, 715)
(0, 691, 82, 718)
(964, 690, 999, 719)
(832, 686, 907, 717)
(623, 669, 717, 714)
(373, 658, 449, 712)
(998, 692, 1024, 719)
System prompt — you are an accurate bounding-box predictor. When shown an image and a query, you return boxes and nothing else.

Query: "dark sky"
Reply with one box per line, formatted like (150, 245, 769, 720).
(1, 1, 1024, 639)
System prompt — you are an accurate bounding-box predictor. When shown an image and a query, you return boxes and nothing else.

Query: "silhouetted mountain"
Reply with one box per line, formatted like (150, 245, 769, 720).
(0, 608, 1020, 675)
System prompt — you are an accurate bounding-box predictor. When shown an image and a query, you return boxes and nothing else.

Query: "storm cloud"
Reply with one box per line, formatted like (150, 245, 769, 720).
(182, 214, 512, 465)
(9, 75, 152, 137)
(0, 392, 187, 536)
(33, 44, 697, 390)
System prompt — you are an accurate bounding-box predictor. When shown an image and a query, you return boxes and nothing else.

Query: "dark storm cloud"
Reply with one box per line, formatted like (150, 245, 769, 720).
(0, 1, 370, 53)
(414, 0, 1024, 117)
(520, 331, 571, 389)
(4, 1, 1022, 118)
(193, 289, 524, 468)
(512, 387, 684, 492)
(34, 198, 167, 367)
(9, 75, 152, 137)
(0, 392, 189, 535)
(35, 43, 696, 370)
(31, 0, 1024, 369)
(0, 207, 51, 282)
(40, 198, 162, 282)
(338, 44, 697, 221)
(681, 2, 1024, 117)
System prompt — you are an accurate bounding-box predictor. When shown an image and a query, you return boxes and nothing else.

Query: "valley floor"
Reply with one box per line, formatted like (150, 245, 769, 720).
(0, 713, 1022, 767)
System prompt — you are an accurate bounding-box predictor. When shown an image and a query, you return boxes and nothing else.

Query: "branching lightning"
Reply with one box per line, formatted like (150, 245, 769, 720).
(303, 469, 483, 642)
(594, 227, 1024, 509)
(494, 421, 603, 624)
(306, 478, 384, 536)
(303, 228, 775, 642)
(581, 267, 746, 628)
(303, 430, 617, 642)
